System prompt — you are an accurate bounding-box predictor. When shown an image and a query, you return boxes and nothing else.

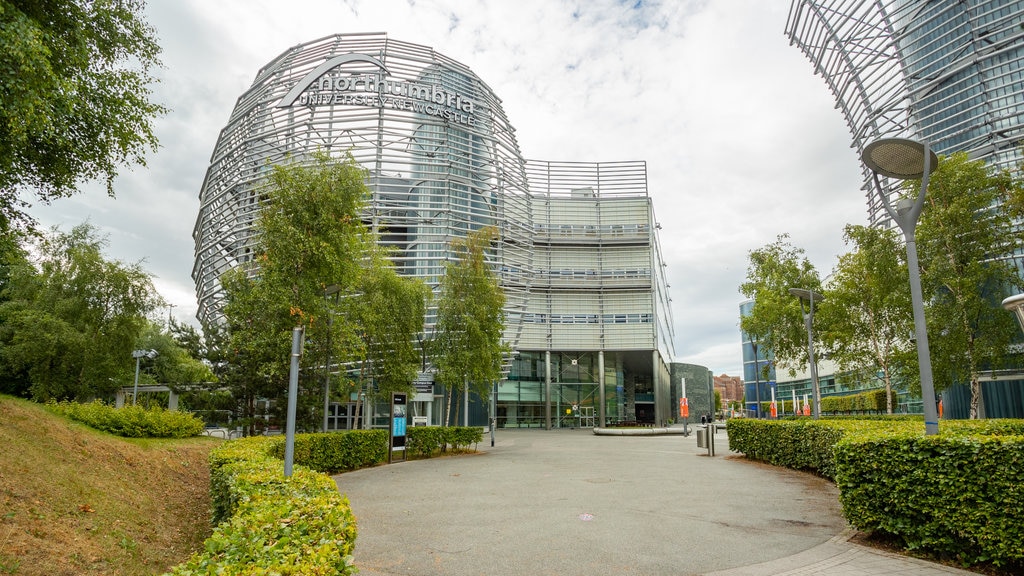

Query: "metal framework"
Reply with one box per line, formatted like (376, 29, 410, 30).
(786, 0, 1024, 226)
(192, 32, 532, 342)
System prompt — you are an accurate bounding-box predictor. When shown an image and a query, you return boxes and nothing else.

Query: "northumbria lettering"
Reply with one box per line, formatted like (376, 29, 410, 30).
(277, 53, 478, 126)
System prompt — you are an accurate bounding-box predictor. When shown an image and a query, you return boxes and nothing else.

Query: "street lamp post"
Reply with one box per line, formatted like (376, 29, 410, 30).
(788, 288, 824, 419)
(862, 137, 940, 435)
(131, 349, 157, 405)
(751, 337, 761, 418)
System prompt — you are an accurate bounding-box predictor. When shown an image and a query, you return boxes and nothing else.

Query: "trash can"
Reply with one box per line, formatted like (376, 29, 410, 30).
(696, 427, 706, 448)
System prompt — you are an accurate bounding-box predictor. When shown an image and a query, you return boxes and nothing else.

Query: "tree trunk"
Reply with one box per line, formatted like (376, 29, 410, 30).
(884, 372, 893, 415)
(969, 375, 981, 419)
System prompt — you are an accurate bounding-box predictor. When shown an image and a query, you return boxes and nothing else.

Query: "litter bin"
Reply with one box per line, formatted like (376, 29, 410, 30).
(696, 427, 706, 448)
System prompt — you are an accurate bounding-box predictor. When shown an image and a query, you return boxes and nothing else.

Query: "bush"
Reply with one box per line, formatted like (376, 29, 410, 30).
(835, 430, 1024, 567)
(267, 430, 389, 473)
(406, 426, 483, 457)
(167, 436, 358, 575)
(48, 400, 204, 438)
(728, 417, 1024, 568)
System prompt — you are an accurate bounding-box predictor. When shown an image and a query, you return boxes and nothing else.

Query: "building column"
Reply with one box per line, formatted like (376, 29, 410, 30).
(598, 351, 606, 427)
(545, 350, 552, 430)
(653, 350, 662, 427)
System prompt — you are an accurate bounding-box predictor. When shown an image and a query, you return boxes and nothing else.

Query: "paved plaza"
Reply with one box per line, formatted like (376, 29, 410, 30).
(334, 427, 979, 576)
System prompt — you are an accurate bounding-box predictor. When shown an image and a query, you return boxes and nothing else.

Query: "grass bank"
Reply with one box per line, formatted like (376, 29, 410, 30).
(0, 395, 218, 575)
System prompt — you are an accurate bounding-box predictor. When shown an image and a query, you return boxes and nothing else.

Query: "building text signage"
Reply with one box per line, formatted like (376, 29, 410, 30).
(277, 53, 478, 126)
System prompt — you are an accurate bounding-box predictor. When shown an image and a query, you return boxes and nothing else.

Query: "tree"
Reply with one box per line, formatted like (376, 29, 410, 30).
(352, 250, 430, 402)
(0, 223, 161, 400)
(432, 226, 507, 426)
(817, 225, 913, 413)
(136, 320, 215, 389)
(1, 0, 165, 235)
(217, 153, 372, 433)
(739, 234, 822, 379)
(914, 152, 1024, 419)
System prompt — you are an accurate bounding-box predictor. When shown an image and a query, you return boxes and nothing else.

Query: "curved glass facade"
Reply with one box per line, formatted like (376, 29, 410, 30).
(785, 1, 1024, 227)
(192, 32, 675, 427)
(192, 33, 530, 331)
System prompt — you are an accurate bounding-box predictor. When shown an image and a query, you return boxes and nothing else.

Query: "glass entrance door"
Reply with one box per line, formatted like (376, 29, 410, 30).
(555, 383, 597, 428)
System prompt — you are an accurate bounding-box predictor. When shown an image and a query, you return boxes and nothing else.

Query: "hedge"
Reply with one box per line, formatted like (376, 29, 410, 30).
(406, 426, 483, 457)
(267, 430, 389, 473)
(47, 400, 205, 438)
(727, 417, 1024, 568)
(725, 418, 866, 479)
(752, 389, 888, 416)
(166, 436, 358, 575)
(835, 429, 1024, 567)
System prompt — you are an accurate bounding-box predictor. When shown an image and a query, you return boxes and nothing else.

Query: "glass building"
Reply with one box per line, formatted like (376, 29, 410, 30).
(192, 33, 675, 428)
(786, 1, 1024, 227)
(785, 1, 1024, 418)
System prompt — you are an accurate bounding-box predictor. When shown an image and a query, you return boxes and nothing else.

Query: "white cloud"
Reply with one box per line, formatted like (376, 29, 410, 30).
(28, 0, 868, 375)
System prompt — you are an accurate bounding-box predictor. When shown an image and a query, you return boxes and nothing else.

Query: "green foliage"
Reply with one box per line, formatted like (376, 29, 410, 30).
(47, 400, 204, 438)
(406, 426, 483, 457)
(0, 223, 161, 401)
(218, 153, 372, 434)
(739, 234, 821, 379)
(729, 417, 1024, 568)
(0, 0, 165, 235)
(915, 152, 1024, 418)
(267, 431, 388, 473)
(353, 250, 430, 400)
(138, 320, 216, 388)
(835, 427, 1024, 567)
(170, 436, 358, 575)
(433, 227, 508, 424)
(817, 225, 912, 414)
(726, 418, 852, 479)
(819, 389, 887, 413)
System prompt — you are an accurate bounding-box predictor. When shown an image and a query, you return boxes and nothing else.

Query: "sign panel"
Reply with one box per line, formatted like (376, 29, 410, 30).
(679, 397, 689, 418)
(390, 392, 408, 462)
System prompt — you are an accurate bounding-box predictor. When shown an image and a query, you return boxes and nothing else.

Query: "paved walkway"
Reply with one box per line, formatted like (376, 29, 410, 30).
(333, 427, 979, 576)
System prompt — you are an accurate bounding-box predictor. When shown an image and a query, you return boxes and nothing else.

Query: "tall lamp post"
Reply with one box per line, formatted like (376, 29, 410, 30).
(751, 337, 761, 418)
(862, 137, 940, 435)
(788, 288, 823, 419)
(1002, 294, 1024, 332)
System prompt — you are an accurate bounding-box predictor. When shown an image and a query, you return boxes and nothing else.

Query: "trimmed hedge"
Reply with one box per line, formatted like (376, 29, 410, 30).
(835, 431, 1024, 567)
(406, 426, 484, 458)
(167, 436, 358, 575)
(47, 400, 205, 438)
(725, 418, 860, 479)
(267, 430, 389, 473)
(752, 389, 888, 416)
(727, 418, 1024, 568)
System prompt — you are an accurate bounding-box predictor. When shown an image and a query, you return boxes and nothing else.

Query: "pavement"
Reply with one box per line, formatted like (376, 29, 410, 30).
(333, 426, 980, 576)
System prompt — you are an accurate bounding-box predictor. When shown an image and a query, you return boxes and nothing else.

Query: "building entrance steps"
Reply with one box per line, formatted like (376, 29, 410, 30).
(333, 427, 978, 576)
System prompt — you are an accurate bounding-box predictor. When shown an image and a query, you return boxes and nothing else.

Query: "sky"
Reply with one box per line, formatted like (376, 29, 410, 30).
(29, 0, 869, 377)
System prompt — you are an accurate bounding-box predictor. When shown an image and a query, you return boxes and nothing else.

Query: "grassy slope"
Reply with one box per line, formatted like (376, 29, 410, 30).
(0, 395, 218, 575)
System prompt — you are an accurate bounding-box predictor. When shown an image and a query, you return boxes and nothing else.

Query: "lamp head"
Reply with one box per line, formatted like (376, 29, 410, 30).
(862, 137, 938, 180)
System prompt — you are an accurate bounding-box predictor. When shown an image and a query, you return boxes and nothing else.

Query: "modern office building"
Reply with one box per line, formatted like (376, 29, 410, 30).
(785, 1, 1024, 227)
(739, 300, 777, 417)
(192, 33, 675, 428)
(785, 1, 1024, 418)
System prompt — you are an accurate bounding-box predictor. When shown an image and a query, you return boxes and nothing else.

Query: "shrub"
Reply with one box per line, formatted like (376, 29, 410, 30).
(167, 435, 358, 575)
(728, 417, 1024, 568)
(48, 400, 204, 438)
(835, 430, 1024, 567)
(266, 430, 388, 473)
(406, 426, 483, 457)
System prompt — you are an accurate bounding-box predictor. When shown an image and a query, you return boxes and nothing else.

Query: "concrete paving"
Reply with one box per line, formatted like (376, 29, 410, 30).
(333, 427, 980, 576)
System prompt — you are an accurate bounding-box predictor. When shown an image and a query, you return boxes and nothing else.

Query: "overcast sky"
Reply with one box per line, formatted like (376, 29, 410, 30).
(30, 0, 869, 377)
